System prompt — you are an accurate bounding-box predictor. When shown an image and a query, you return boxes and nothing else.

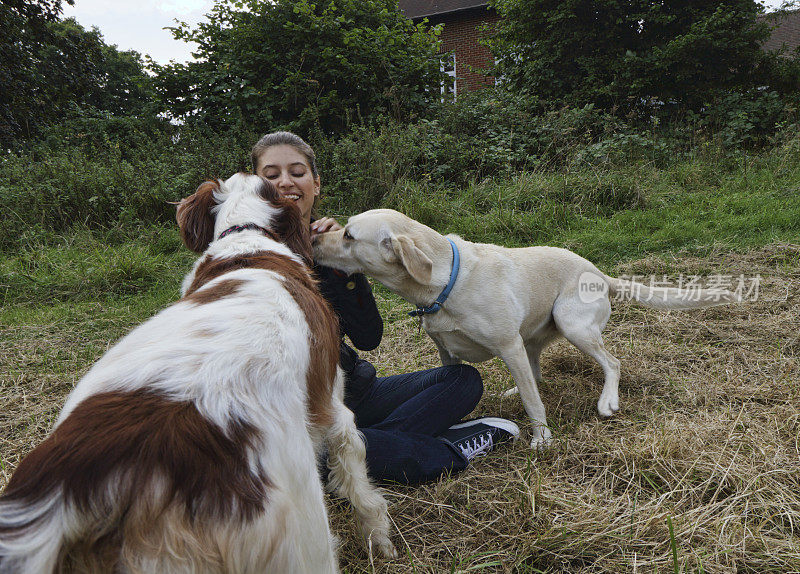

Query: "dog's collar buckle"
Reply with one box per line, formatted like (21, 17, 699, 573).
(408, 238, 460, 318)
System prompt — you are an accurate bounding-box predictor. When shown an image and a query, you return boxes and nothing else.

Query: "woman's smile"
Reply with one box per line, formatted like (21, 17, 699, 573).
(254, 144, 320, 223)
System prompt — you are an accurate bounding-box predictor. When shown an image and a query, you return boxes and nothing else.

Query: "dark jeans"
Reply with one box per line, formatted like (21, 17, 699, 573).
(351, 364, 483, 485)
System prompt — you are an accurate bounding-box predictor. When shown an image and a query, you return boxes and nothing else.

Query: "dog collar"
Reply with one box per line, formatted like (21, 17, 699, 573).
(408, 238, 460, 317)
(218, 224, 275, 241)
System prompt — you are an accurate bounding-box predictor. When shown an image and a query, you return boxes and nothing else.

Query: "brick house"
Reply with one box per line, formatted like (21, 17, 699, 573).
(397, 3, 800, 97)
(761, 9, 800, 57)
(398, 0, 498, 96)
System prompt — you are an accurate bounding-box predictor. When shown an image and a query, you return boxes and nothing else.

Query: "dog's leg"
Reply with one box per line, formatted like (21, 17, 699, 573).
(434, 338, 461, 366)
(499, 336, 552, 449)
(554, 303, 621, 417)
(525, 342, 544, 383)
(502, 342, 542, 398)
(565, 327, 621, 417)
(326, 373, 397, 559)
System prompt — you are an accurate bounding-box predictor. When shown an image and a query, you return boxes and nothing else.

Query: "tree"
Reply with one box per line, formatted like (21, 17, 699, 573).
(1, 0, 71, 143)
(41, 18, 154, 118)
(486, 0, 785, 117)
(0, 1, 153, 146)
(152, 0, 444, 135)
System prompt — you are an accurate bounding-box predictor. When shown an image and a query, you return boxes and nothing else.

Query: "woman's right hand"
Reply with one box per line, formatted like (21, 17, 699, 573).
(311, 217, 342, 237)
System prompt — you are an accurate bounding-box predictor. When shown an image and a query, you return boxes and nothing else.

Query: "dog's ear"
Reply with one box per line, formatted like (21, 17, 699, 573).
(279, 205, 313, 266)
(379, 237, 397, 262)
(386, 235, 433, 284)
(257, 176, 281, 204)
(176, 181, 219, 253)
(259, 178, 313, 266)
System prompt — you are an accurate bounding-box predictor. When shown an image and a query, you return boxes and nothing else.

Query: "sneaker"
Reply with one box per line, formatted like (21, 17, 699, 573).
(440, 417, 520, 461)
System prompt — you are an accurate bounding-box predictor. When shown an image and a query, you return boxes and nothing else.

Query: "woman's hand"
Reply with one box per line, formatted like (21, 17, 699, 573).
(311, 217, 343, 237)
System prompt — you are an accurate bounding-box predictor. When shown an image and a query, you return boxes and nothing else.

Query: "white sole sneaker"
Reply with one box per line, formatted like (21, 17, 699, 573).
(448, 417, 521, 439)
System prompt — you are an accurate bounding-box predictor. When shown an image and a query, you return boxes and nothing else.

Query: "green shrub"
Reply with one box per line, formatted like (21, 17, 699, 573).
(0, 116, 257, 251)
(0, 225, 192, 305)
(486, 0, 798, 120)
(3, 93, 798, 253)
(153, 0, 443, 135)
(693, 89, 793, 148)
(313, 90, 655, 215)
(436, 92, 628, 171)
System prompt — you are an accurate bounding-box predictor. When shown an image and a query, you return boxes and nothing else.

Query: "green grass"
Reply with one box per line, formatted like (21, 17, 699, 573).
(1, 224, 191, 305)
(1, 146, 797, 402)
(2, 148, 798, 364)
(340, 148, 800, 269)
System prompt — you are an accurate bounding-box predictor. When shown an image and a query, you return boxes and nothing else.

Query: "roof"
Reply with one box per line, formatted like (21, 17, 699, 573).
(397, 0, 489, 20)
(760, 9, 800, 55)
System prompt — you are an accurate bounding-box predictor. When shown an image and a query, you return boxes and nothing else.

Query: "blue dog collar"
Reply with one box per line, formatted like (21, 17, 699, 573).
(408, 238, 460, 317)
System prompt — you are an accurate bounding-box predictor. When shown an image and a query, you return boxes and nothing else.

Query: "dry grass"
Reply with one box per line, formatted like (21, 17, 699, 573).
(2, 244, 799, 572)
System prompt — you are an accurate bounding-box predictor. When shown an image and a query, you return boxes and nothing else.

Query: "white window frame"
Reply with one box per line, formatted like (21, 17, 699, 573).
(441, 52, 457, 101)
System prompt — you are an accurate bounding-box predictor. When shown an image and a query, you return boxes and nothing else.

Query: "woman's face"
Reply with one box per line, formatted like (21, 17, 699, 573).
(255, 144, 320, 224)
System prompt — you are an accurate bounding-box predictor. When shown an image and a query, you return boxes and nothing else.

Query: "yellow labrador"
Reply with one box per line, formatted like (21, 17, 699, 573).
(313, 209, 739, 448)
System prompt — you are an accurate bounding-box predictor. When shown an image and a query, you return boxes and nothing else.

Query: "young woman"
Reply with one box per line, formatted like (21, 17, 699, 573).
(251, 131, 519, 485)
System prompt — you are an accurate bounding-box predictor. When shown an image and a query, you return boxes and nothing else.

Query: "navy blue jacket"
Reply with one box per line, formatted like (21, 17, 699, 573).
(314, 264, 382, 409)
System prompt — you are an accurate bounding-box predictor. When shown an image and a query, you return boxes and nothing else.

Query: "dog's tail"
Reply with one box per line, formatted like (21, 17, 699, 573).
(604, 274, 741, 310)
(0, 489, 70, 574)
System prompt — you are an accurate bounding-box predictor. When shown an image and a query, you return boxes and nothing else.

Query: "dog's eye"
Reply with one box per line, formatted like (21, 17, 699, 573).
(343, 229, 353, 240)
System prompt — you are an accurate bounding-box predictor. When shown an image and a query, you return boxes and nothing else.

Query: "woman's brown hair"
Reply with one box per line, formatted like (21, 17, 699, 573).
(250, 131, 319, 179)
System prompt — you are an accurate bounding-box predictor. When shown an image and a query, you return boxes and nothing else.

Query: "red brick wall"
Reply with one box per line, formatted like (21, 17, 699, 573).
(437, 10, 500, 93)
(761, 10, 800, 57)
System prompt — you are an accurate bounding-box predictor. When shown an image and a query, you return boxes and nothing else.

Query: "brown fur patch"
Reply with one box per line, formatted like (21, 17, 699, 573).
(1, 390, 270, 536)
(61, 502, 227, 573)
(193, 328, 218, 338)
(278, 266, 340, 428)
(185, 252, 300, 296)
(182, 278, 245, 305)
(255, 178, 314, 265)
(176, 180, 218, 253)
(185, 252, 339, 426)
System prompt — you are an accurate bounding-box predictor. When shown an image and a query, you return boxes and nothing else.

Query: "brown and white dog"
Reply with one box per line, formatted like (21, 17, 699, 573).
(0, 174, 395, 573)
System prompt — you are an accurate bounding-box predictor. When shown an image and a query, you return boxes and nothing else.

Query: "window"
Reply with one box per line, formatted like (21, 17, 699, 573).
(441, 52, 456, 101)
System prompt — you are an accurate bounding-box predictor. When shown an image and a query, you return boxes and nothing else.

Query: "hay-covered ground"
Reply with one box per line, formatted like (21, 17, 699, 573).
(2, 244, 799, 572)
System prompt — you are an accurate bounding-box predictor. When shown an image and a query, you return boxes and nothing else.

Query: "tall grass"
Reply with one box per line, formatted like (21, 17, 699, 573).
(0, 225, 191, 307)
(3, 101, 797, 253)
(2, 128, 799, 309)
(0, 118, 259, 252)
(322, 138, 800, 267)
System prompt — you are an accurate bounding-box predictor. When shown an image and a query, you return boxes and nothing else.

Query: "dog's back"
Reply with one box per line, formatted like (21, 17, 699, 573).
(0, 175, 341, 573)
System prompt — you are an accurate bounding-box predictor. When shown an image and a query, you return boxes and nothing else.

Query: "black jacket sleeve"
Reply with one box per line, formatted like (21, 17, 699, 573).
(314, 264, 383, 351)
(314, 263, 382, 410)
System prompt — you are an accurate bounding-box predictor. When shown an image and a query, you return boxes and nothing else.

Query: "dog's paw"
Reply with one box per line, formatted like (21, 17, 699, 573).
(502, 386, 520, 398)
(529, 426, 552, 450)
(597, 393, 620, 417)
(370, 535, 398, 559)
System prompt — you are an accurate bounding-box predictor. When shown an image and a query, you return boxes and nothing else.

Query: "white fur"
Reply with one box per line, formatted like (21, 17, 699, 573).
(313, 208, 741, 450)
(0, 174, 395, 573)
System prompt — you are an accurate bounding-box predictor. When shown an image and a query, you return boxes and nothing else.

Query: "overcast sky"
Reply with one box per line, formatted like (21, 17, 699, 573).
(63, 0, 789, 65)
(62, 0, 215, 64)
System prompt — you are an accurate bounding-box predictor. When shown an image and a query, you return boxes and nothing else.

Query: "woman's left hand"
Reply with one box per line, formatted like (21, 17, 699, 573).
(311, 217, 343, 237)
